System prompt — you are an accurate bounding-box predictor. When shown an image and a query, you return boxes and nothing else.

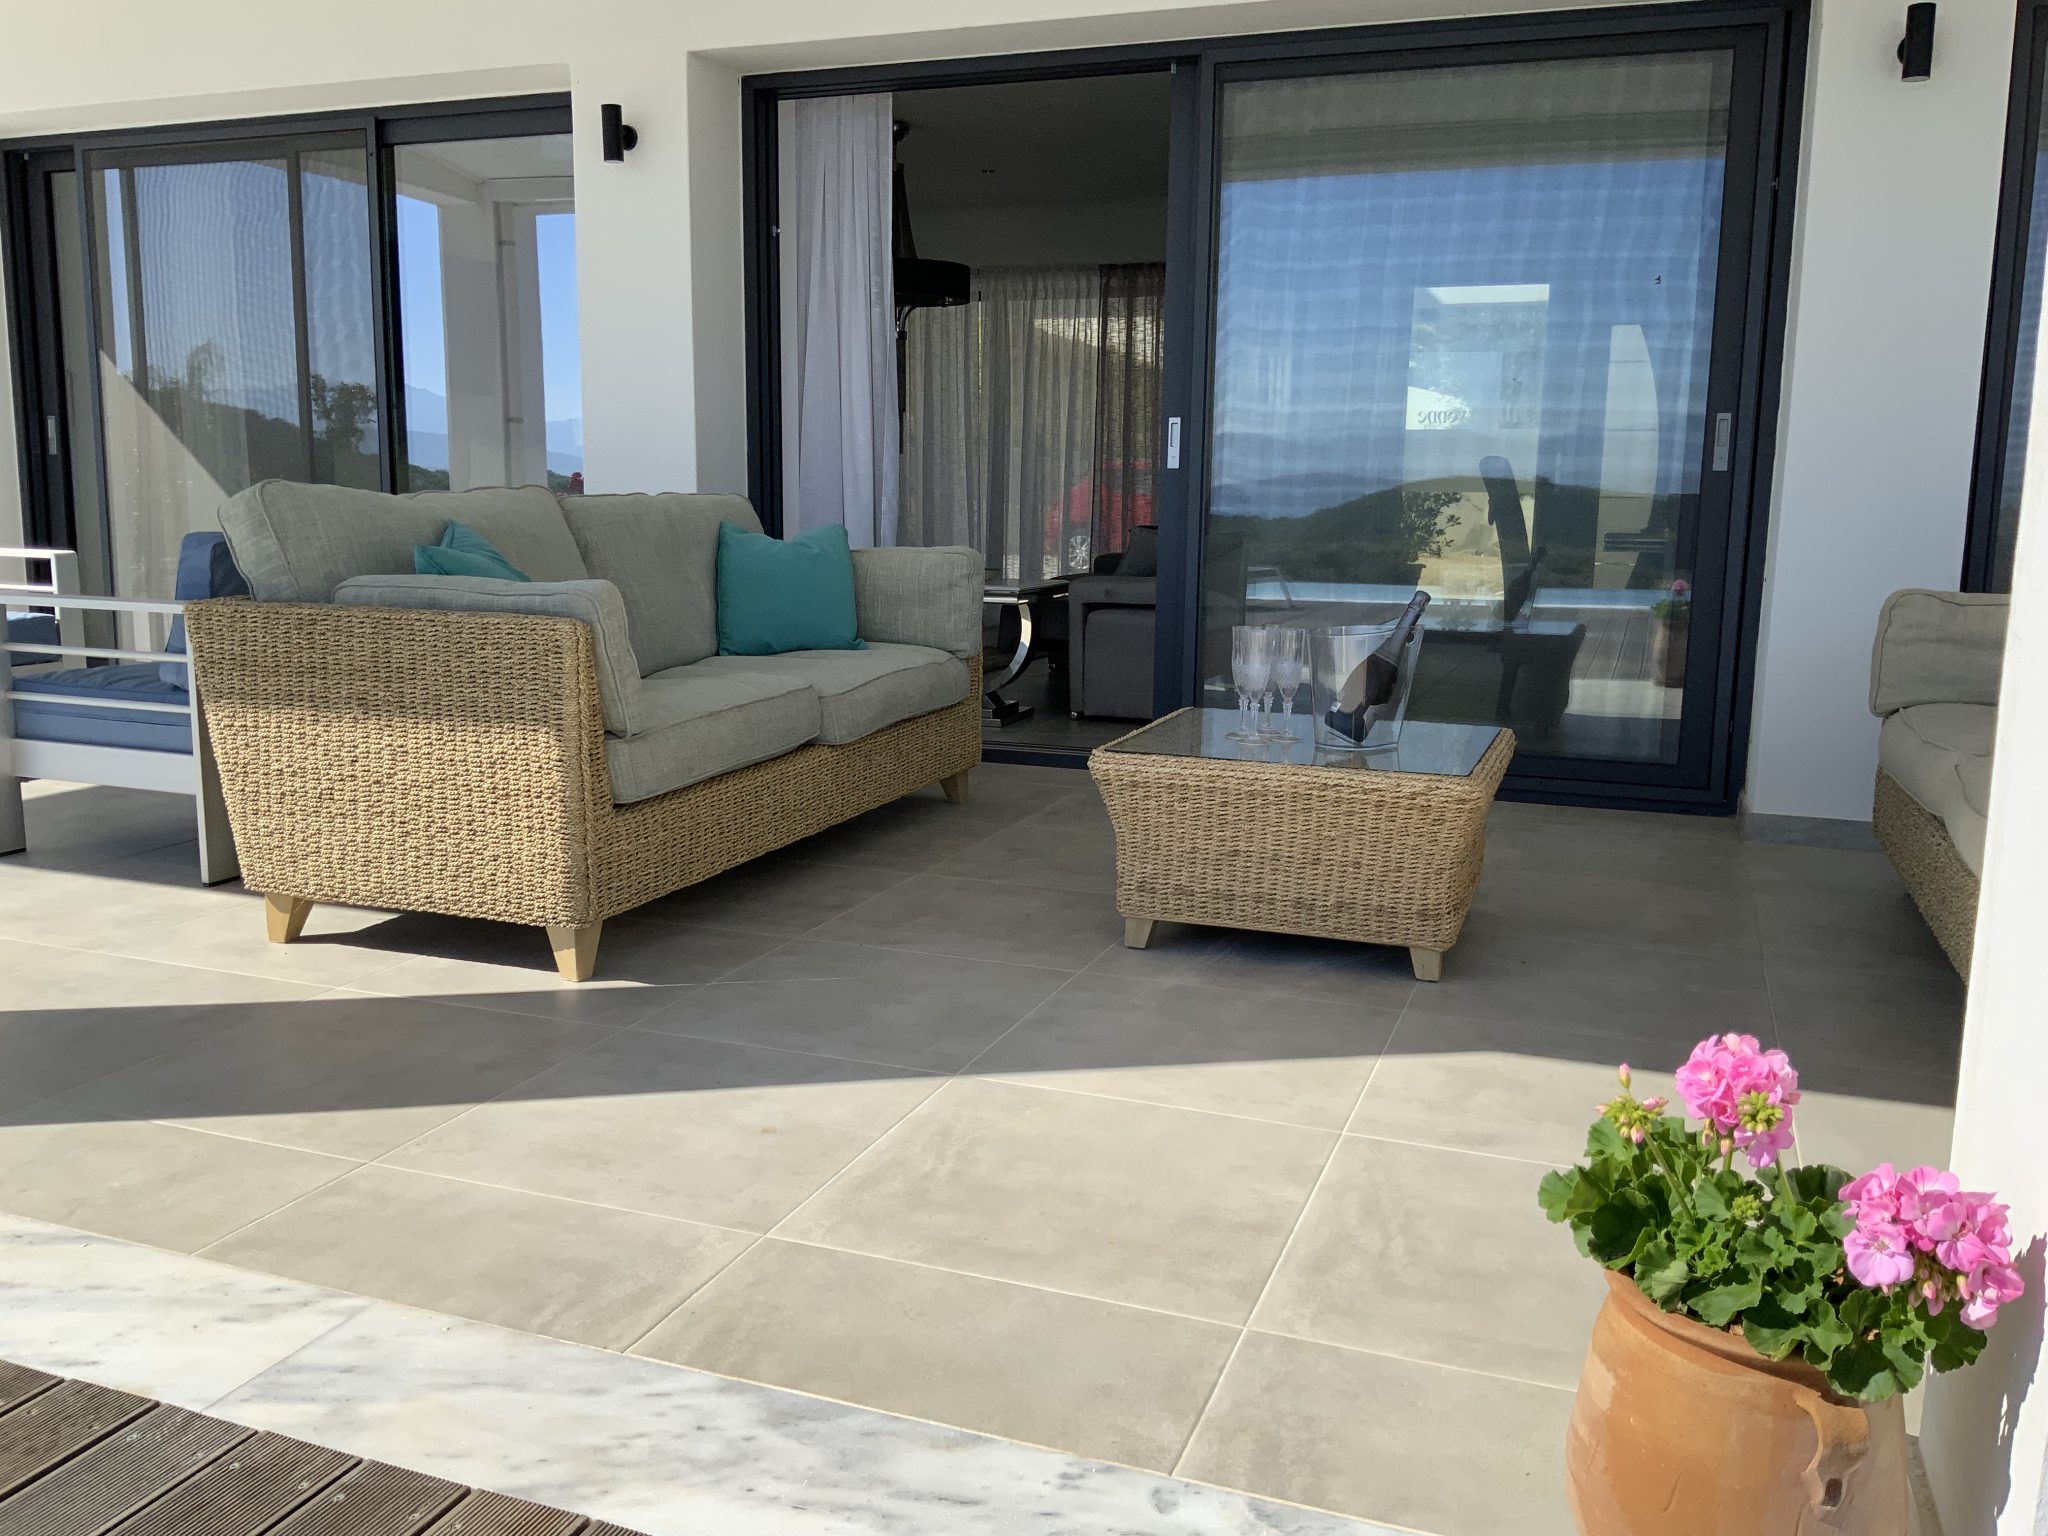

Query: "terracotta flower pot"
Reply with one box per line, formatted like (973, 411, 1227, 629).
(1566, 1270, 1906, 1536)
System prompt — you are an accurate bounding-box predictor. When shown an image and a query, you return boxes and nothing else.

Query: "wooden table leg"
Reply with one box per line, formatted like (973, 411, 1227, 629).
(263, 895, 312, 944)
(1124, 917, 1156, 949)
(1409, 947, 1442, 982)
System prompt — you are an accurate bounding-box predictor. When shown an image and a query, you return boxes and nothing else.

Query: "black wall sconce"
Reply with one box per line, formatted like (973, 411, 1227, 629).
(1898, 3, 1936, 82)
(601, 103, 639, 161)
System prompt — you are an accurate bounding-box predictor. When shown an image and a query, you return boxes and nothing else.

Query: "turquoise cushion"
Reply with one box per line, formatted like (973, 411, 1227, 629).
(414, 521, 529, 581)
(716, 523, 865, 655)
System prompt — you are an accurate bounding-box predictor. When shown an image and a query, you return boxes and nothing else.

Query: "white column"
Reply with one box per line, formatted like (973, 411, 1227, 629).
(1918, 450, 2048, 1529)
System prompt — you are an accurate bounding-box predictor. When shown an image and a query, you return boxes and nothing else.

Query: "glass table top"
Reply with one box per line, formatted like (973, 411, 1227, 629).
(1102, 708, 1503, 778)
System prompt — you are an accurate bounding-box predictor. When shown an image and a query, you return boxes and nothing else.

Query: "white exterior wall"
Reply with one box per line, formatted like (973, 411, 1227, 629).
(1745, 0, 2016, 821)
(0, 0, 2020, 810)
(1918, 485, 2048, 1534)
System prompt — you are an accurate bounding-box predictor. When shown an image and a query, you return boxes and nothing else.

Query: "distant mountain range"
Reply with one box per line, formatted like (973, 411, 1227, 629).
(405, 385, 583, 476)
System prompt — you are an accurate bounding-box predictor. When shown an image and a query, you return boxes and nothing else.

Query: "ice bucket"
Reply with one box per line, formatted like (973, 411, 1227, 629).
(1311, 623, 1424, 752)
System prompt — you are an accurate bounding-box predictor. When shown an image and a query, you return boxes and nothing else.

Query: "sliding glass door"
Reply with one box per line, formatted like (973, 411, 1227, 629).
(4, 99, 575, 620)
(1194, 30, 1774, 794)
(88, 138, 378, 610)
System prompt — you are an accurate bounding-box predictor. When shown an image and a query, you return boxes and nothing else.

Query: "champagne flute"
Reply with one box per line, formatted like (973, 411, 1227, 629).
(1229, 625, 1270, 741)
(1270, 628, 1306, 738)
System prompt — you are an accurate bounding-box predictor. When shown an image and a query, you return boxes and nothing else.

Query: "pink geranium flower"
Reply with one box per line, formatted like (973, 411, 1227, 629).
(1959, 1263, 2026, 1331)
(1844, 1221, 1916, 1288)
(1675, 1033, 1800, 1167)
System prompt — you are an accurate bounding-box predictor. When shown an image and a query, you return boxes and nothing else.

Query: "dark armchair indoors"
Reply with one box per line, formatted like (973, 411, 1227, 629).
(1068, 524, 1160, 719)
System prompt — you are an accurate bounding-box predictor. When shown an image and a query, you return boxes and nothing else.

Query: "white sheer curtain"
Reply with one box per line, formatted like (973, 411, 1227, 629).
(777, 94, 898, 547)
(898, 266, 1101, 581)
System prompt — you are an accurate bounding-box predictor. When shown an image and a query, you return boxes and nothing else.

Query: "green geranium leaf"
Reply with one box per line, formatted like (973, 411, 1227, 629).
(1588, 1196, 1655, 1267)
(1586, 1117, 1630, 1163)
(1741, 1294, 1804, 1360)
(1538, 1169, 1577, 1223)
(1690, 1272, 1763, 1329)
(1839, 1288, 1885, 1334)
(1735, 1227, 1784, 1269)
(1636, 1240, 1690, 1304)
(1927, 1311, 1987, 1374)
(1820, 1204, 1858, 1240)
(1782, 1204, 1819, 1242)
(1880, 1334, 1926, 1394)
(1691, 1178, 1730, 1221)
(1828, 1340, 1902, 1402)
(1786, 1164, 1850, 1204)
(1803, 1299, 1851, 1364)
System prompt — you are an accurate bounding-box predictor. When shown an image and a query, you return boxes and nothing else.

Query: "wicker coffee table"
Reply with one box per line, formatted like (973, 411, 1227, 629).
(1089, 709, 1513, 981)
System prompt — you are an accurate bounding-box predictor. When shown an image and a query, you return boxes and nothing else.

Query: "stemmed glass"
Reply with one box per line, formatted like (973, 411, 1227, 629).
(1228, 625, 1271, 741)
(1267, 628, 1307, 738)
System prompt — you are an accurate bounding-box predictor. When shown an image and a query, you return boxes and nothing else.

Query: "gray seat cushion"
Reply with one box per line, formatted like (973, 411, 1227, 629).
(606, 667, 821, 805)
(849, 546, 982, 658)
(560, 493, 763, 674)
(335, 574, 645, 737)
(687, 643, 969, 744)
(1878, 702, 1997, 875)
(221, 481, 588, 602)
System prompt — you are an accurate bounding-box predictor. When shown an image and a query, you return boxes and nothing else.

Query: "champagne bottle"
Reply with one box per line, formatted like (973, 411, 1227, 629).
(1325, 591, 1431, 743)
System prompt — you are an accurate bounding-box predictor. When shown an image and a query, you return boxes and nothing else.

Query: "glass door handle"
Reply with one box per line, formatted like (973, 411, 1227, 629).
(1711, 411, 1733, 472)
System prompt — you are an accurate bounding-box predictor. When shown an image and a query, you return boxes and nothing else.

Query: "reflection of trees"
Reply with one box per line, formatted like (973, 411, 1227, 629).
(139, 343, 379, 492)
(1218, 483, 1464, 583)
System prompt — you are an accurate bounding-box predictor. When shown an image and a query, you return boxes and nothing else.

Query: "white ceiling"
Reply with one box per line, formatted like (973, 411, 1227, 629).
(894, 73, 1173, 215)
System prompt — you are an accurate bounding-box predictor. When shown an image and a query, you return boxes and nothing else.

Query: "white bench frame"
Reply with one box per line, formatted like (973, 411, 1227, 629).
(1, 547, 238, 884)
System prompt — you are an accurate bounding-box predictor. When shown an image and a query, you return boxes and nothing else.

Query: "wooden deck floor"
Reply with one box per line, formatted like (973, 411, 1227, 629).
(0, 1361, 645, 1536)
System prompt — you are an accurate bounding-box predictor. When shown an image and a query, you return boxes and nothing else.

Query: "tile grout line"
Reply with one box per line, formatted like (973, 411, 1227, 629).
(1166, 997, 1414, 1481)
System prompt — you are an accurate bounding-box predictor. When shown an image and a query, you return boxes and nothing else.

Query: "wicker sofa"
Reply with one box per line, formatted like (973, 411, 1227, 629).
(1868, 588, 2009, 975)
(186, 481, 982, 981)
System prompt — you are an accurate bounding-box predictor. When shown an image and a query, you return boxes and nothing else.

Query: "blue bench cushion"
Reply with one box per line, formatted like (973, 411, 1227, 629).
(162, 532, 251, 686)
(10, 664, 193, 754)
(7, 609, 58, 668)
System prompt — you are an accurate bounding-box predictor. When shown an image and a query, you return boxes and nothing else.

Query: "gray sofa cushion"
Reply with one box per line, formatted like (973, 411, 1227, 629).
(689, 643, 968, 744)
(335, 574, 646, 737)
(1878, 702, 1997, 876)
(606, 667, 821, 804)
(221, 481, 588, 602)
(1869, 590, 2010, 715)
(850, 546, 982, 658)
(560, 493, 762, 674)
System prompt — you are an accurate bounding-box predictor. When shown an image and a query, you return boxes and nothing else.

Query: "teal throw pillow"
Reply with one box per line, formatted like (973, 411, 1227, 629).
(716, 522, 865, 655)
(414, 521, 529, 581)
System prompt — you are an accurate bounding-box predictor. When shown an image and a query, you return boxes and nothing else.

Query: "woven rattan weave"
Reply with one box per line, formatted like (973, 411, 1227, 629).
(1089, 711, 1513, 980)
(185, 599, 981, 973)
(1872, 767, 1978, 977)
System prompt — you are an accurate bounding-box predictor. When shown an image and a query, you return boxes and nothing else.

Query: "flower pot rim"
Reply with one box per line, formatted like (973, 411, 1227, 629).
(1599, 1268, 1848, 1400)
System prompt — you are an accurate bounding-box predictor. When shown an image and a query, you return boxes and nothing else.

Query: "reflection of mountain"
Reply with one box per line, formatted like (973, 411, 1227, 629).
(403, 385, 582, 474)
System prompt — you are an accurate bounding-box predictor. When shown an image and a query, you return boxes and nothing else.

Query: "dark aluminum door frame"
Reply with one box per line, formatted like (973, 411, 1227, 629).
(1, 96, 571, 569)
(1175, 9, 1802, 810)
(738, 0, 1806, 809)
(1964, 0, 2048, 594)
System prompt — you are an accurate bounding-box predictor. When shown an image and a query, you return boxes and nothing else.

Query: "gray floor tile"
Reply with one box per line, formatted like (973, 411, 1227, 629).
(809, 874, 1123, 971)
(0, 1103, 352, 1251)
(779, 1077, 1333, 1322)
(1402, 923, 1774, 1046)
(639, 940, 1070, 1072)
(1746, 844, 1951, 972)
(387, 1029, 942, 1231)
(0, 940, 334, 1115)
(207, 1165, 752, 1349)
(1768, 956, 1964, 1082)
(1470, 863, 1762, 957)
(1253, 1136, 1605, 1388)
(789, 778, 1069, 872)
(972, 974, 1395, 1128)
(69, 992, 613, 1160)
(95, 904, 415, 989)
(1795, 1081, 1956, 1176)
(1083, 922, 1417, 1010)
(1349, 1011, 1630, 1163)
(1178, 1331, 1576, 1536)
(635, 1237, 1236, 1471)
(633, 854, 909, 936)
(0, 861, 244, 949)
(928, 800, 1119, 895)
(11, 783, 202, 872)
(353, 914, 779, 1026)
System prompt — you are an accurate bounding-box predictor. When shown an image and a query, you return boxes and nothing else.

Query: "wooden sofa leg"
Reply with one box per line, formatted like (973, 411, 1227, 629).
(547, 922, 603, 983)
(940, 769, 971, 805)
(264, 895, 313, 944)
(1409, 947, 1443, 982)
